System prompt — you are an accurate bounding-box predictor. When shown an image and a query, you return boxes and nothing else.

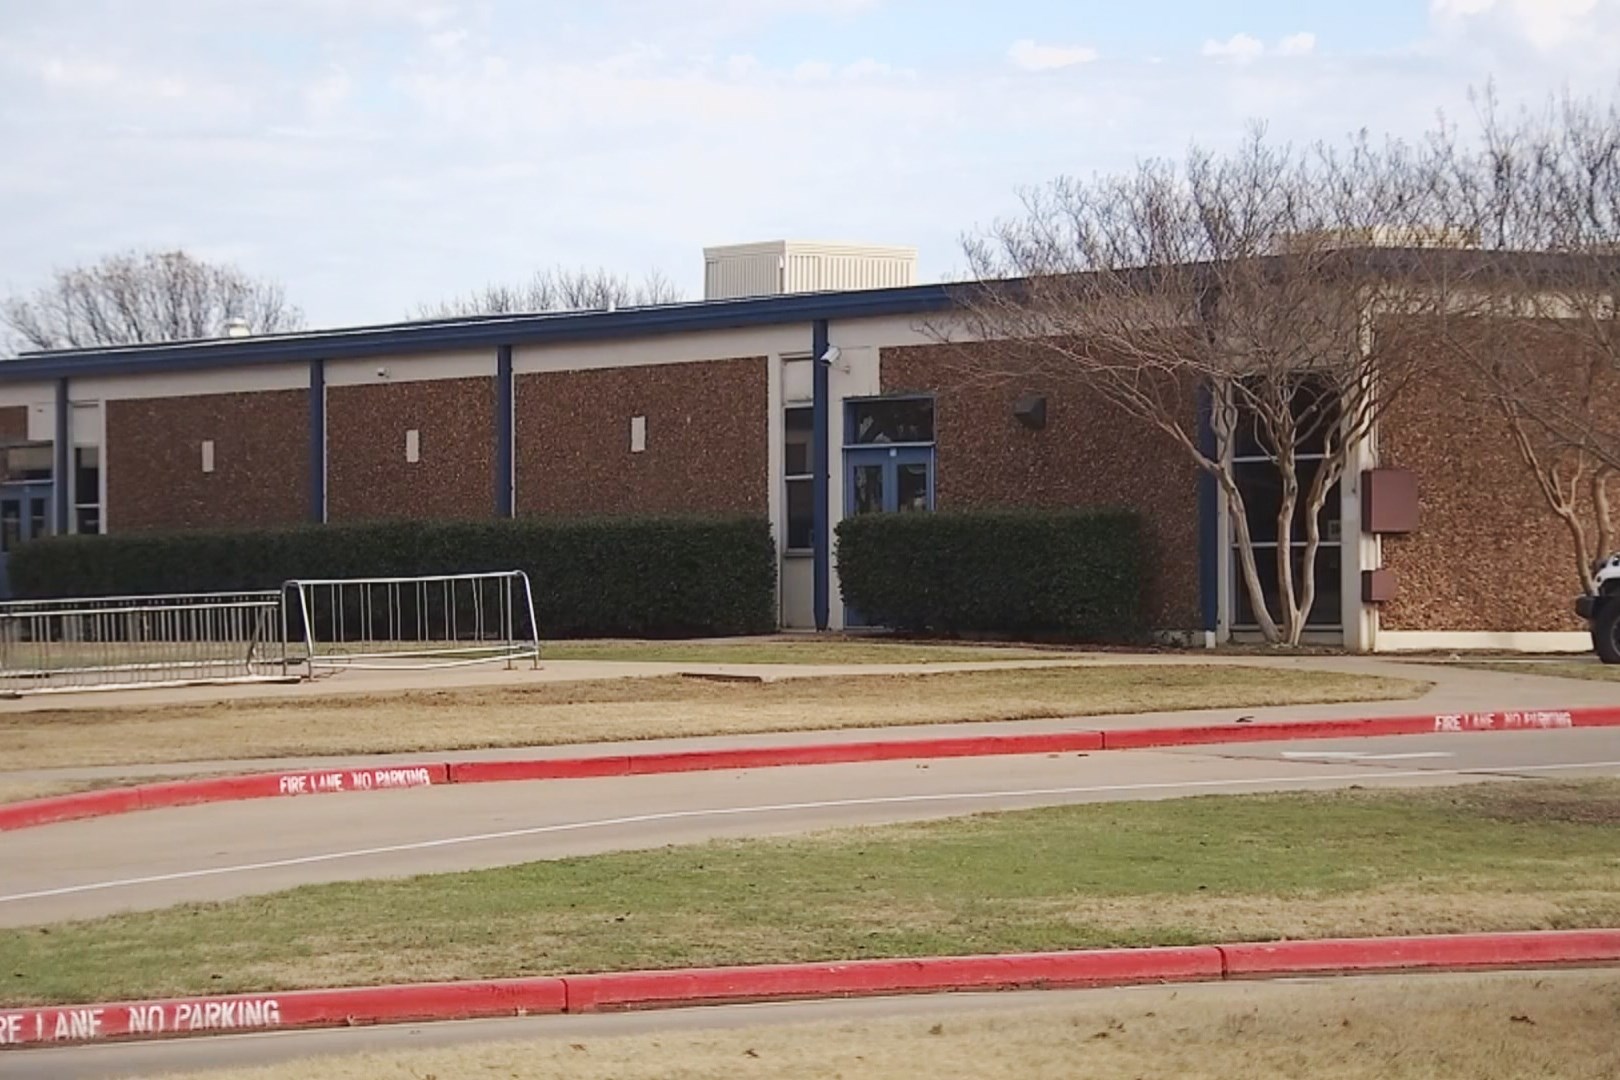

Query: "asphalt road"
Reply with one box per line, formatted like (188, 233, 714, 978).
(3, 727, 1618, 927)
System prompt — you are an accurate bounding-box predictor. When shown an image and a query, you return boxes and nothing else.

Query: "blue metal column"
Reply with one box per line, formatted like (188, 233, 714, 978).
(309, 358, 326, 523)
(1196, 383, 1219, 638)
(52, 378, 70, 534)
(495, 345, 514, 518)
(811, 319, 831, 631)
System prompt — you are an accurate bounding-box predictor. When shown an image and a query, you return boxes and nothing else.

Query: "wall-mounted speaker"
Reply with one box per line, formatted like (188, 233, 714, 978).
(1013, 393, 1047, 430)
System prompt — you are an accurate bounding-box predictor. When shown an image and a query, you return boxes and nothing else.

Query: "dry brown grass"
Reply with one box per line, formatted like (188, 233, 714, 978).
(1455, 660, 1620, 682)
(0, 665, 1423, 771)
(148, 971, 1620, 1080)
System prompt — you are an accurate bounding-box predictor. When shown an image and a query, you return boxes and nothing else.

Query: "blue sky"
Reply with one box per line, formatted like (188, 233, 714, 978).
(0, 1, 1615, 330)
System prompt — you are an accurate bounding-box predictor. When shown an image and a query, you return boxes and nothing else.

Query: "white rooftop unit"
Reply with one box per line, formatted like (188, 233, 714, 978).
(703, 240, 918, 301)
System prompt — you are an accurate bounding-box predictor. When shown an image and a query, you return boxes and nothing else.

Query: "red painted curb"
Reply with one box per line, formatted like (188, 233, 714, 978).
(561, 946, 1222, 1012)
(620, 732, 1107, 777)
(6, 704, 1619, 833)
(0, 977, 565, 1049)
(1220, 929, 1620, 977)
(0, 763, 447, 832)
(449, 756, 635, 784)
(448, 733, 1106, 786)
(4, 931, 1617, 1049)
(1102, 705, 1620, 751)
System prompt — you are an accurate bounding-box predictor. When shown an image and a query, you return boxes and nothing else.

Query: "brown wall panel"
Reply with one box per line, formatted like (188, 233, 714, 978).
(515, 358, 768, 516)
(106, 391, 308, 531)
(0, 406, 28, 484)
(1378, 323, 1620, 633)
(0, 406, 27, 444)
(327, 377, 495, 523)
(880, 343, 1202, 630)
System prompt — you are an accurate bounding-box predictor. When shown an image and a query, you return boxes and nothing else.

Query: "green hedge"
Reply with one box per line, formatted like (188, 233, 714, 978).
(9, 516, 777, 639)
(835, 509, 1145, 641)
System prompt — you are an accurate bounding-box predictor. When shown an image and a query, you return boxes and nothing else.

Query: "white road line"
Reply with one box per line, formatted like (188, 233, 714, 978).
(1279, 751, 1454, 761)
(4, 759, 1619, 906)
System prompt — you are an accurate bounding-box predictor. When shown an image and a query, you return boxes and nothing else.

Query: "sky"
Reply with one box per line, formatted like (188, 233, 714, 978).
(1, 0, 1618, 330)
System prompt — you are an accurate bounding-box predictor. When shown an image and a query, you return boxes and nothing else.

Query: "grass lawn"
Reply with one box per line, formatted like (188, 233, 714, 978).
(542, 639, 1080, 664)
(149, 971, 1620, 1080)
(0, 665, 1425, 772)
(4, 780, 1617, 1006)
(1454, 660, 1620, 683)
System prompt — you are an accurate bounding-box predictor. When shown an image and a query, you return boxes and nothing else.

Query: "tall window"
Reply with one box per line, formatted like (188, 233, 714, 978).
(1231, 378, 1343, 630)
(73, 446, 101, 535)
(70, 402, 102, 535)
(783, 407, 813, 551)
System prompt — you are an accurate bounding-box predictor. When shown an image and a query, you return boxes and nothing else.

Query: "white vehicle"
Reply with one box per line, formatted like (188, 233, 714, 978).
(1577, 554, 1620, 664)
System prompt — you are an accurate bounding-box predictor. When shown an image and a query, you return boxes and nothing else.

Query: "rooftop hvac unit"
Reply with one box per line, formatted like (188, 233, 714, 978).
(703, 240, 918, 300)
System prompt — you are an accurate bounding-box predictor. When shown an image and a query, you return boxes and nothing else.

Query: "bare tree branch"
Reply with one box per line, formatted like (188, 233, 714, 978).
(1, 250, 304, 354)
(414, 266, 683, 319)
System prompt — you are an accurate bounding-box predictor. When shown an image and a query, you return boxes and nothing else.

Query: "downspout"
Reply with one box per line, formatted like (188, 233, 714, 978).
(812, 319, 831, 631)
(53, 378, 70, 534)
(495, 345, 514, 517)
(1196, 382, 1219, 647)
(309, 359, 326, 523)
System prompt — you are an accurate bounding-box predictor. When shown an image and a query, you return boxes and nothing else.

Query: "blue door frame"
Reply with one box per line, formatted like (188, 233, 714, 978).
(0, 482, 54, 600)
(843, 445, 934, 627)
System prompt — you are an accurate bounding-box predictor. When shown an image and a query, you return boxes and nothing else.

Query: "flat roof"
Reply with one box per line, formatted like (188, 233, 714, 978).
(9, 245, 1611, 384)
(0, 282, 956, 382)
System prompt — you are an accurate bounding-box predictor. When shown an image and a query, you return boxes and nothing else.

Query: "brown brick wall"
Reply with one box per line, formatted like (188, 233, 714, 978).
(1379, 323, 1617, 632)
(515, 358, 768, 516)
(0, 407, 26, 443)
(0, 406, 27, 484)
(106, 391, 308, 531)
(880, 343, 1203, 630)
(327, 377, 495, 523)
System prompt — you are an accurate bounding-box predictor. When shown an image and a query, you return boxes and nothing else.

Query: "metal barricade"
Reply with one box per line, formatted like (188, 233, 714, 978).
(0, 591, 287, 695)
(284, 571, 541, 672)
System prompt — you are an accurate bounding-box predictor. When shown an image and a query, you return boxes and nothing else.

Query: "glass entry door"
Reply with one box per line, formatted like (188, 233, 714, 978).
(843, 445, 934, 626)
(847, 446, 933, 516)
(0, 483, 53, 600)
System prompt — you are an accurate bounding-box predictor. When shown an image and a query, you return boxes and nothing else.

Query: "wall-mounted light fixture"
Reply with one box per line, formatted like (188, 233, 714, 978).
(818, 345, 849, 374)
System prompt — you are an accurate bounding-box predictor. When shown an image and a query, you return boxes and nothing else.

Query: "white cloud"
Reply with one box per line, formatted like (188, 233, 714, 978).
(0, 1, 1616, 330)
(1431, 0, 1612, 52)
(1201, 33, 1265, 63)
(38, 57, 120, 89)
(1007, 38, 1099, 71)
(303, 67, 352, 118)
(1277, 32, 1317, 56)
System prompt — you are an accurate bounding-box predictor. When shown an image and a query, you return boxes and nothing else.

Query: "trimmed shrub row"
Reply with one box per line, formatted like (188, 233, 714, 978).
(9, 516, 777, 639)
(835, 509, 1145, 641)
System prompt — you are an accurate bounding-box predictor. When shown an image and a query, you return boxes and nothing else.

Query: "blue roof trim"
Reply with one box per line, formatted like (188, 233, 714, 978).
(2, 284, 957, 382)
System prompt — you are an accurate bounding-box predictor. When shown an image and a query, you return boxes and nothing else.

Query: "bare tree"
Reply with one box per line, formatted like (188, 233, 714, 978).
(415, 266, 682, 319)
(953, 129, 1471, 644)
(1422, 89, 1620, 589)
(2, 250, 304, 353)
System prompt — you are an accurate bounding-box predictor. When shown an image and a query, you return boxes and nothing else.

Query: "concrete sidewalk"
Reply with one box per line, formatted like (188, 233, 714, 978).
(0, 649, 1606, 713)
(5, 655, 1615, 788)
